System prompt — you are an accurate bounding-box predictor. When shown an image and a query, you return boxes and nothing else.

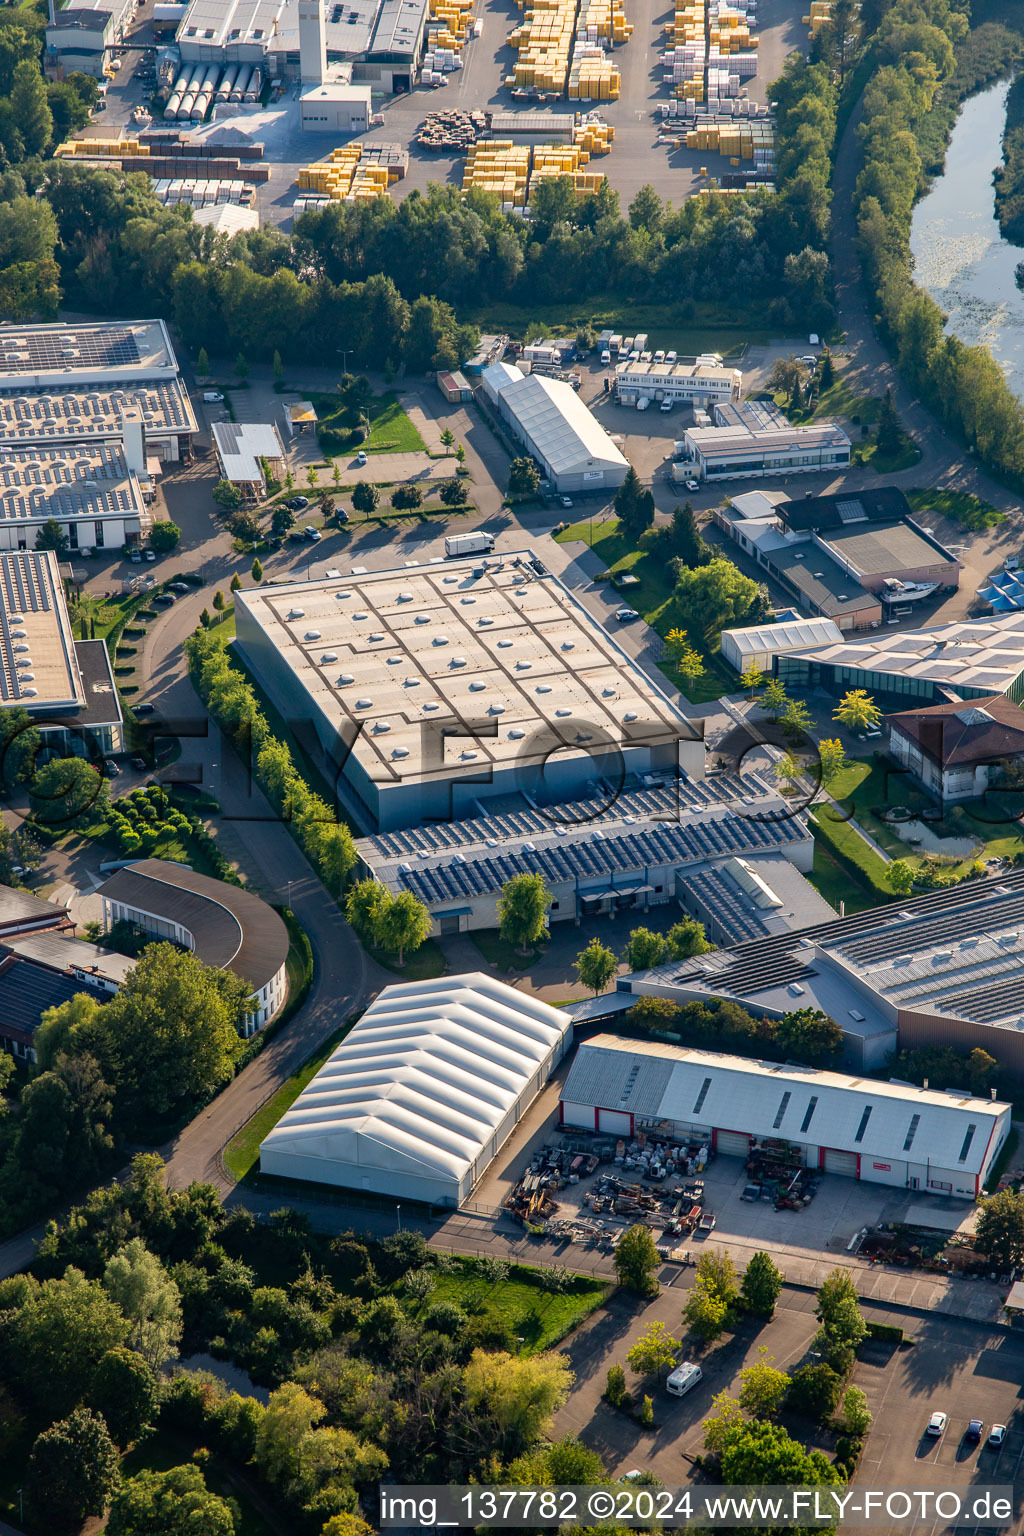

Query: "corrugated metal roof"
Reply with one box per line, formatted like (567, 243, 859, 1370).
(261, 975, 571, 1187)
(564, 1036, 1009, 1172)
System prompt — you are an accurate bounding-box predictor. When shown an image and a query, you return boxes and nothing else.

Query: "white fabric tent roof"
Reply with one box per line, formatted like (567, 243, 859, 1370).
(722, 616, 844, 658)
(563, 1035, 1009, 1175)
(482, 362, 628, 477)
(260, 974, 571, 1187)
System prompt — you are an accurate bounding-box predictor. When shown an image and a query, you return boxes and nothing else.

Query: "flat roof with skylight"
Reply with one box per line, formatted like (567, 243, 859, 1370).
(0, 444, 145, 525)
(235, 552, 702, 829)
(0, 550, 82, 710)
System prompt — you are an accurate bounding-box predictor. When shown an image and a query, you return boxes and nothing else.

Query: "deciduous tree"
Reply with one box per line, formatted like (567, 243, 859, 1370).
(626, 1320, 681, 1379)
(740, 1251, 784, 1317)
(103, 1238, 182, 1367)
(624, 926, 668, 970)
(833, 689, 881, 733)
(107, 1464, 236, 1536)
(976, 1188, 1024, 1272)
(738, 1348, 790, 1419)
(574, 936, 617, 995)
(613, 1223, 660, 1296)
(497, 871, 550, 954)
(27, 1408, 119, 1530)
(463, 1348, 574, 1459)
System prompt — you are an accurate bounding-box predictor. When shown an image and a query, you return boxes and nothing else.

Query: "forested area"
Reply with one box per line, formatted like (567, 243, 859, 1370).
(854, 0, 1024, 488)
(0, 1156, 612, 1535)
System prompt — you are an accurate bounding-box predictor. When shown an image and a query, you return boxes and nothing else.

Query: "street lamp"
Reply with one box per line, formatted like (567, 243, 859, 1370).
(396, 1204, 402, 1232)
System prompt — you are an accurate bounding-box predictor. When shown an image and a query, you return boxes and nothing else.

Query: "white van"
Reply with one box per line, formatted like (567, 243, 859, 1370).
(666, 1363, 702, 1397)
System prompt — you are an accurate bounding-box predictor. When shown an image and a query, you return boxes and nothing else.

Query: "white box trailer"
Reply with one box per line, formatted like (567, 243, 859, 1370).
(445, 532, 495, 557)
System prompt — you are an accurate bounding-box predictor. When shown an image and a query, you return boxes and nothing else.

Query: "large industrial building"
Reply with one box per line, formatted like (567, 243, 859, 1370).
(620, 868, 1024, 1076)
(46, 0, 137, 75)
(0, 443, 150, 554)
(0, 321, 196, 464)
(718, 488, 961, 633)
(0, 551, 124, 761)
(776, 612, 1024, 706)
(97, 858, 289, 1031)
(481, 363, 629, 494)
(615, 359, 742, 409)
(680, 401, 851, 484)
(355, 773, 835, 941)
(559, 1036, 1011, 1199)
(259, 974, 573, 1205)
(234, 552, 702, 831)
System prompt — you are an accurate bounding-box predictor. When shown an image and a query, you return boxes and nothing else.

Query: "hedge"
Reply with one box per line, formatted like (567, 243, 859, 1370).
(865, 1322, 903, 1343)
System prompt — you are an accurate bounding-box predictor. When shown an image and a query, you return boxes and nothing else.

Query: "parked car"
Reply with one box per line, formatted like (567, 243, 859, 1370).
(356, 450, 368, 466)
(202, 391, 224, 403)
(684, 479, 700, 492)
(966, 1420, 984, 1442)
(666, 349, 678, 363)
(134, 702, 156, 715)
(153, 592, 176, 606)
(616, 606, 640, 622)
(926, 1412, 948, 1437)
(666, 1364, 702, 1397)
(304, 526, 322, 542)
(989, 1424, 1006, 1447)
(130, 757, 148, 772)
(288, 530, 306, 542)
(264, 535, 283, 549)
(290, 496, 309, 510)
(104, 760, 121, 778)
(144, 549, 155, 561)
(560, 495, 573, 508)
(168, 582, 189, 593)
(129, 549, 142, 563)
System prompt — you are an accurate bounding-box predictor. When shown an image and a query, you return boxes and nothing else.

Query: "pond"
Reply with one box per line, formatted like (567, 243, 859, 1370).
(909, 78, 1024, 400)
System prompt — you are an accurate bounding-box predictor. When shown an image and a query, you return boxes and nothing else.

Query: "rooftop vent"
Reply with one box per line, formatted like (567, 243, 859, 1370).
(397, 591, 414, 602)
(21, 687, 36, 696)
(562, 640, 575, 651)
(414, 614, 431, 624)
(498, 639, 513, 648)
(403, 678, 420, 688)
(423, 701, 439, 711)
(451, 656, 467, 668)
(338, 673, 355, 685)
(304, 630, 321, 641)
(461, 596, 476, 605)
(478, 616, 494, 627)
(517, 661, 532, 671)
(355, 697, 373, 709)
(335, 590, 351, 600)
(353, 611, 368, 620)
(602, 687, 616, 697)
(490, 704, 505, 714)
(787, 982, 805, 995)
(433, 636, 449, 647)
(387, 656, 402, 666)
(469, 681, 486, 692)
(321, 652, 338, 663)
(461, 750, 479, 760)
(623, 710, 639, 722)
(537, 684, 552, 694)
(556, 707, 572, 717)
(369, 632, 385, 643)
(287, 607, 305, 619)
(509, 727, 526, 739)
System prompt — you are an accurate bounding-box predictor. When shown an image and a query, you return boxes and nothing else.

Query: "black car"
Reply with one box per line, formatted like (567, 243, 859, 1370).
(130, 757, 148, 772)
(134, 702, 156, 716)
(288, 530, 306, 542)
(153, 592, 176, 606)
(264, 535, 283, 550)
(168, 582, 189, 594)
(104, 760, 121, 778)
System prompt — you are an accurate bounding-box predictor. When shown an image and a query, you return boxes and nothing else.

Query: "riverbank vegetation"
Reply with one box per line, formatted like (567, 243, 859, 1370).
(854, 0, 1024, 489)
(995, 70, 1024, 241)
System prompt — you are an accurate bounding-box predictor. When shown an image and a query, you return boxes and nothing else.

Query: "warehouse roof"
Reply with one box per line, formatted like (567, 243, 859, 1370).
(635, 866, 1024, 1038)
(0, 443, 144, 525)
(0, 882, 68, 936)
(0, 953, 85, 1037)
(778, 487, 913, 532)
(682, 852, 837, 942)
(379, 801, 809, 907)
(234, 553, 695, 793)
(0, 550, 83, 709)
(482, 364, 628, 477)
(213, 421, 284, 483)
(0, 321, 176, 385)
(260, 974, 571, 1187)
(96, 857, 289, 993)
(887, 694, 1024, 768)
(820, 521, 957, 579)
(561, 1035, 1009, 1175)
(0, 380, 195, 445)
(1, 930, 135, 986)
(721, 616, 844, 659)
(686, 420, 850, 463)
(738, 522, 878, 621)
(786, 613, 1024, 696)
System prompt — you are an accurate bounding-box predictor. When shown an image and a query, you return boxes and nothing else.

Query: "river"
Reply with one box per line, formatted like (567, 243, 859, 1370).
(909, 78, 1024, 399)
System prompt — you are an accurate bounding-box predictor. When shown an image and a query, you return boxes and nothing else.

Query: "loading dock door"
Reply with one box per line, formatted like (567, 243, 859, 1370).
(716, 1129, 750, 1158)
(823, 1147, 858, 1176)
(599, 1108, 632, 1136)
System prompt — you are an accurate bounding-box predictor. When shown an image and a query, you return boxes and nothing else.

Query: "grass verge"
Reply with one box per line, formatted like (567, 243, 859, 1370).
(472, 928, 546, 971)
(905, 487, 1005, 530)
(223, 1018, 355, 1183)
(308, 389, 426, 455)
(367, 936, 448, 981)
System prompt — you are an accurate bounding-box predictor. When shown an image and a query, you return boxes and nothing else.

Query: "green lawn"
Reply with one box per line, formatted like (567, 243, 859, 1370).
(308, 389, 426, 455)
(905, 487, 1005, 530)
(805, 842, 878, 915)
(556, 516, 741, 705)
(854, 439, 922, 473)
(223, 1020, 355, 1182)
(425, 1257, 609, 1352)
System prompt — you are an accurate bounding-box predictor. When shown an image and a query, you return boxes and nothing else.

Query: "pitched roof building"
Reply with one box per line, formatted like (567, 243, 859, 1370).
(886, 694, 1024, 802)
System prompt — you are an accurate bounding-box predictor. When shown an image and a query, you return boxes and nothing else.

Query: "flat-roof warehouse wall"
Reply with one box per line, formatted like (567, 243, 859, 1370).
(234, 552, 703, 830)
(481, 363, 629, 493)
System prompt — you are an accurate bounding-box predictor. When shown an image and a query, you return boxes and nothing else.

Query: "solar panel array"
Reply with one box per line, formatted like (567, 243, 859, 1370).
(398, 808, 806, 905)
(0, 382, 191, 440)
(683, 864, 771, 943)
(0, 551, 57, 704)
(367, 772, 769, 861)
(0, 326, 141, 374)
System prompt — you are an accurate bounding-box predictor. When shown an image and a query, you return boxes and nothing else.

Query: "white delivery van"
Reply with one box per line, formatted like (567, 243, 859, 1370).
(666, 1363, 702, 1397)
(601, 349, 612, 365)
(445, 532, 495, 557)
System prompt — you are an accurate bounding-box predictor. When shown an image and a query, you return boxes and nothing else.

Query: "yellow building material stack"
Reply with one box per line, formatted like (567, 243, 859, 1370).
(349, 164, 391, 200)
(573, 118, 614, 154)
(296, 144, 363, 199)
(804, 0, 831, 32)
(429, 0, 472, 40)
(463, 141, 531, 206)
(567, 49, 620, 98)
(529, 146, 610, 198)
(506, 0, 576, 92)
(684, 121, 773, 160)
(56, 136, 148, 158)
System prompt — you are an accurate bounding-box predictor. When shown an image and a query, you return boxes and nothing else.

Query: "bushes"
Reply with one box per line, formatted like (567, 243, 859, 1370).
(623, 994, 842, 1068)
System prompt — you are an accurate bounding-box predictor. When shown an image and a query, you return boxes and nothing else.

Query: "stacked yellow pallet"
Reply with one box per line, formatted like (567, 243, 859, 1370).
(709, 18, 756, 51)
(573, 118, 614, 154)
(429, 0, 473, 40)
(684, 121, 773, 158)
(529, 144, 611, 197)
(803, 0, 832, 32)
(669, 0, 704, 99)
(506, 0, 576, 92)
(55, 136, 148, 157)
(462, 141, 531, 205)
(567, 50, 620, 98)
(576, 0, 632, 42)
(296, 144, 363, 197)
